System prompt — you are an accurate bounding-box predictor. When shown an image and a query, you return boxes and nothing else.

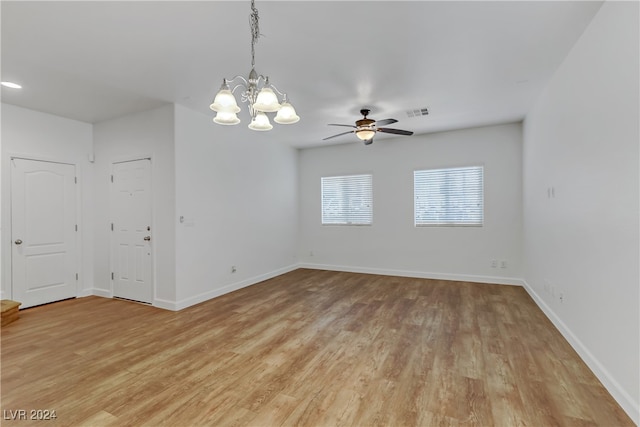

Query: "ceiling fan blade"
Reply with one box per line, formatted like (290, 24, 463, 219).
(322, 130, 355, 141)
(375, 118, 398, 127)
(377, 128, 414, 136)
(328, 124, 357, 128)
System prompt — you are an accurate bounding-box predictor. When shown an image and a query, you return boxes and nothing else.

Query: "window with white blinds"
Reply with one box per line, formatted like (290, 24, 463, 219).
(414, 166, 484, 226)
(321, 174, 373, 225)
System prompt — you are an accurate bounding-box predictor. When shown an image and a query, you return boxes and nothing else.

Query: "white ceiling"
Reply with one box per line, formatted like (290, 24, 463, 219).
(1, 1, 602, 148)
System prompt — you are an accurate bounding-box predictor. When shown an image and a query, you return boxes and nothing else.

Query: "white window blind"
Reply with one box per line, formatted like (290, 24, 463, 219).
(321, 174, 373, 225)
(414, 166, 484, 226)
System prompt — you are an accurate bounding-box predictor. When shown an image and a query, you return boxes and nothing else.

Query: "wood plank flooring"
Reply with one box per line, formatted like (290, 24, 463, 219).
(0, 269, 633, 426)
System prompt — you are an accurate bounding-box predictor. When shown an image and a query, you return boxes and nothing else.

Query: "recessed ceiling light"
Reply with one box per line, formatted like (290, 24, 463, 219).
(1, 82, 22, 89)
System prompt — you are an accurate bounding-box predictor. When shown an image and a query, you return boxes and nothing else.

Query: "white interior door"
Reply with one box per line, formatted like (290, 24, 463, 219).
(111, 159, 153, 304)
(11, 158, 77, 308)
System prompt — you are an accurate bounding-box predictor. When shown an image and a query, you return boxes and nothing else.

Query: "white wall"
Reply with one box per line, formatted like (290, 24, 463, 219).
(173, 105, 298, 309)
(93, 104, 176, 304)
(6, 101, 297, 311)
(523, 2, 639, 422)
(298, 123, 523, 284)
(1, 103, 94, 299)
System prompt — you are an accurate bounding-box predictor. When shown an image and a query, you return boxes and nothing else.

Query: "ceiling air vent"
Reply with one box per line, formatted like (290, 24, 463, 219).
(406, 108, 429, 118)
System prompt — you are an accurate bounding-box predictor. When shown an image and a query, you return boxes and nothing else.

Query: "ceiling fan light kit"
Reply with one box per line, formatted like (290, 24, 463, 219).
(356, 129, 376, 141)
(324, 109, 414, 145)
(210, 0, 299, 130)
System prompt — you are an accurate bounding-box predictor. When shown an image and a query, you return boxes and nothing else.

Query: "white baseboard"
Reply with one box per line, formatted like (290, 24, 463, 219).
(153, 297, 177, 311)
(154, 264, 299, 311)
(77, 289, 93, 298)
(89, 288, 113, 299)
(297, 262, 525, 286)
(522, 280, 639, 425)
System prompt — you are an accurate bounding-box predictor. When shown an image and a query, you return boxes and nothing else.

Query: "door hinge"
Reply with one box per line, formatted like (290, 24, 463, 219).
(111, 175, 114, 183)
(111, 272, 114, 280)
(111, 223, 114, 231)
(76, 273, 79, 280)
(75, 176, 78, 184)
(75, 224, 78, 232)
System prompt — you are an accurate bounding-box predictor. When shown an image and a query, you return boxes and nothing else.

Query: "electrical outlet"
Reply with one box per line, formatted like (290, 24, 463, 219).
(491, 260, 497, 268)
(559, 292, 564, 304)
(309, 250, 314, 257)
(500, 260, 507, 269)
(231, 265, 237, 273)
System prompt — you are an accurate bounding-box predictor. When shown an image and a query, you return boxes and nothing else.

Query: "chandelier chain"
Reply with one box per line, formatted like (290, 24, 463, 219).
(249, 0, 260, 68)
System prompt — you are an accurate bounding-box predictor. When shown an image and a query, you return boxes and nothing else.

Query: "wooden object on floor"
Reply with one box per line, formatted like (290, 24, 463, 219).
(0, 300, 21, 327)
(0, 269, 634, 426)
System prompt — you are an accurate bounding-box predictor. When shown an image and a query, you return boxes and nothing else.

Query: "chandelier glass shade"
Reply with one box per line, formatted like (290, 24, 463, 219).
(253, 88, 280, 112)
(210, 0, 299, 130)
(274, 102, 300, 124)
(213, 111, 241, 125)
(210, 87, 240, 114)
(248, 112, 273, 131)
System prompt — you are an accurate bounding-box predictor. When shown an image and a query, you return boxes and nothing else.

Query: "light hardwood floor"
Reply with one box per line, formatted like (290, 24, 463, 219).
(1, 269, 633, 426)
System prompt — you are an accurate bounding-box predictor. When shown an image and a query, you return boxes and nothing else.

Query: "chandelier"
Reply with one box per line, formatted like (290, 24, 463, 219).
(210, 0, 299, 131)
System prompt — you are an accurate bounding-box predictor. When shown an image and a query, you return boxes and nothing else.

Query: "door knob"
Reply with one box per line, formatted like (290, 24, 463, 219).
(144, 236, 151, 241)
(14, 239, 22, 245)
